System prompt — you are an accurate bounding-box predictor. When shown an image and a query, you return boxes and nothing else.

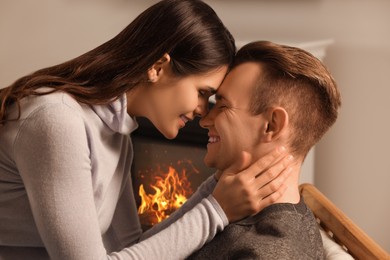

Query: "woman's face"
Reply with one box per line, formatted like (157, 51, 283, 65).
(147, 65, 228, 139)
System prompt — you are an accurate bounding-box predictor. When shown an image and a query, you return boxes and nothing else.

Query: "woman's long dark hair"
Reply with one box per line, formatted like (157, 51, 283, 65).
(0, 0, 235, 125)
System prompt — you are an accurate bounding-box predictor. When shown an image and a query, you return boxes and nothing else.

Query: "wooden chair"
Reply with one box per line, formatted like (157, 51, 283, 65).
(299, 183, 390, 260)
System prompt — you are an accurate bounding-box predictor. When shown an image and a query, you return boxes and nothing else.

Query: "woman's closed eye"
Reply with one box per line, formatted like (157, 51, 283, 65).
(198, 90, 210, 97)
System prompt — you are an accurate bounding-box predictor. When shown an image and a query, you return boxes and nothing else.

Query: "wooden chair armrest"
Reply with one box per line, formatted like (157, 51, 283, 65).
(299, 183, 389, 260)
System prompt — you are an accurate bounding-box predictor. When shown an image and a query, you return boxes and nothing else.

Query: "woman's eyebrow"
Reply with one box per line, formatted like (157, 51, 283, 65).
(207, 86, 217, 94)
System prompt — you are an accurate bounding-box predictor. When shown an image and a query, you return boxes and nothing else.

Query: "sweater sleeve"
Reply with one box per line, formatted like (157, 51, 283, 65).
(14, 102, 227, 260)
(121, 196, 227, 260)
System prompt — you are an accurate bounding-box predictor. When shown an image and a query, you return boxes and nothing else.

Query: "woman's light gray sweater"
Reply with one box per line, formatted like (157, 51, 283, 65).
(0, 91, 227, 259)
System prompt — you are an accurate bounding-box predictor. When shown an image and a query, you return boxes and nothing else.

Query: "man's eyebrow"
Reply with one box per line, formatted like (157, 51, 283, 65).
(215, 93, 225, 101)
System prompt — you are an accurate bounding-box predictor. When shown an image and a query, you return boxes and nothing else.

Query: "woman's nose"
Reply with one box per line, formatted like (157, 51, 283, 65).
(199, 106, 215, 129)
(194, 98, 209, 117)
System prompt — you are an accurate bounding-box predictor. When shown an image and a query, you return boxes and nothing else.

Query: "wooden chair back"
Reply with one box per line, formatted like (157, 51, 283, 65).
(299, 183, 389, 260)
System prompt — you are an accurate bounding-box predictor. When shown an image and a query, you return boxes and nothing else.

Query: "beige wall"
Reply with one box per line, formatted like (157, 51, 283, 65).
(1, 0, 389, 253)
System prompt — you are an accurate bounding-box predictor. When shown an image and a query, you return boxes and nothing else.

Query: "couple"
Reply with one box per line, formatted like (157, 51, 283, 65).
(0, 0, 340, 259)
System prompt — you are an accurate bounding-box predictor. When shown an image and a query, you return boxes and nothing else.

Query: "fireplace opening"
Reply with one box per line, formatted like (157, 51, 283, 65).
(131, 116, 214, 230)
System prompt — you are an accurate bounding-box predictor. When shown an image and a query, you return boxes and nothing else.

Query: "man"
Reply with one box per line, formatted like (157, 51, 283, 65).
(188, 41, 341, 259)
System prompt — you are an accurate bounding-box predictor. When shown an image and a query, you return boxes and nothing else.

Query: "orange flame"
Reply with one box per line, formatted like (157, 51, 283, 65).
(138, 166, 194, 226)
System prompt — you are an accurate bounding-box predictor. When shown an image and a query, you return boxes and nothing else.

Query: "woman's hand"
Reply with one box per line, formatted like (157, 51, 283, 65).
(212, 146, 293, 223)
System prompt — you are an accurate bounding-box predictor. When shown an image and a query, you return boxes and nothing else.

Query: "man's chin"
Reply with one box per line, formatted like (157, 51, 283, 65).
(203, 156, 217, 169)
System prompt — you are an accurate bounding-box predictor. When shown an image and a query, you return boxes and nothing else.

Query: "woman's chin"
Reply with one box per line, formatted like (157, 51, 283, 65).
(160, 128, 179, 140)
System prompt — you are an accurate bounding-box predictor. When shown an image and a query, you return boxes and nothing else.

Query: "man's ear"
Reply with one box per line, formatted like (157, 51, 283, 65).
(147, 53, 171, 82)
(261, 107, 288, 142)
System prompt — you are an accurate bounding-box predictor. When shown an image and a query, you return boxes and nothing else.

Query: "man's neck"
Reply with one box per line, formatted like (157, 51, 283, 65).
(274, 162, 301, 204)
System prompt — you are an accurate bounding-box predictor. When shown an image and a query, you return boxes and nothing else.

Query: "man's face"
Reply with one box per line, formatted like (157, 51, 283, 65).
(200, 62, 269, 171)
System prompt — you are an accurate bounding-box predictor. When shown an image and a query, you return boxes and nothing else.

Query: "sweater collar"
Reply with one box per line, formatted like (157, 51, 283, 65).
(235, 196, 307, 226)
(92, 94, 138, 135)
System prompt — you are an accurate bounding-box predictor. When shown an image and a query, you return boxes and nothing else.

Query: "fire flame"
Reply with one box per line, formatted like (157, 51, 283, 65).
(138, 165, 194, 226)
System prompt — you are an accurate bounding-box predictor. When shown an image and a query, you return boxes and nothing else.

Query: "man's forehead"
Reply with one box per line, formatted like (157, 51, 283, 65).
(215, 81, 232, 102)
(216, 62, 263, 101)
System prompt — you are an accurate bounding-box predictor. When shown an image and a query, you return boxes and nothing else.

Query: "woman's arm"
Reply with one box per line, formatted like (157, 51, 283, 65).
(14, 102, 227, 259)
(15, 104, 109, 259)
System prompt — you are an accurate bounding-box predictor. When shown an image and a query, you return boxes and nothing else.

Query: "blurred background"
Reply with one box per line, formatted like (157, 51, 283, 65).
(1, 0, 389, 253)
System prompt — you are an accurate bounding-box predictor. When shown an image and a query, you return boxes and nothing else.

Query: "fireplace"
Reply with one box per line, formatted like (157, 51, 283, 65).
(131, 116, 214, 229)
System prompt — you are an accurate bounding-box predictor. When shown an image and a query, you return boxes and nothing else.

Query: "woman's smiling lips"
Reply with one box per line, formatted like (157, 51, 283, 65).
(179, 115, 190, 127)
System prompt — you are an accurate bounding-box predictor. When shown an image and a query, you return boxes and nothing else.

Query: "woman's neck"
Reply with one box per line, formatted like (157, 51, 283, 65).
(125, 84, 149, 117)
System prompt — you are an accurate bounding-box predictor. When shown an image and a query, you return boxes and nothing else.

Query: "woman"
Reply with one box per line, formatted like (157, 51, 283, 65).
(0, 0, 291, 259)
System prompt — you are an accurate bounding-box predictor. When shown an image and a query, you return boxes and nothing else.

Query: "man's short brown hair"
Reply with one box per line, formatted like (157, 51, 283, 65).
(234, 41, 341, 157)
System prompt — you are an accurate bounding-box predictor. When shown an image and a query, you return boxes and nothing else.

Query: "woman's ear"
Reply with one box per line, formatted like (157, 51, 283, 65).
(147, 53, 171, 82)
(261, 107, 289, 142)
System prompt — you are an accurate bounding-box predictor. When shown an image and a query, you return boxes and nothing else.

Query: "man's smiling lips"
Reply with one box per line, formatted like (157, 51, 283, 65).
(208, 135, 220, 143)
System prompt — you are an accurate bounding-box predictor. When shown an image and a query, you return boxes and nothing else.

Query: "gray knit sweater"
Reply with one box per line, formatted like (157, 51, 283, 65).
(187, 197, 324, 260)
(0, 90, 227, 259)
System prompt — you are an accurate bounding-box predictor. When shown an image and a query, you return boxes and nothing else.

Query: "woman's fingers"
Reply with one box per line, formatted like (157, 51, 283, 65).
(253, 154, 294, 192)
(257, 183, 288, 210)
(237, 146, 288, 180)
(250, 153, 293, 213)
